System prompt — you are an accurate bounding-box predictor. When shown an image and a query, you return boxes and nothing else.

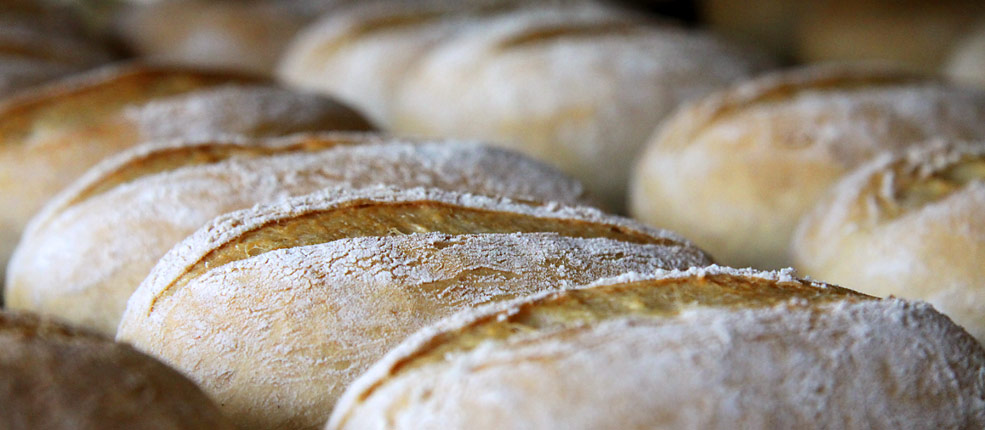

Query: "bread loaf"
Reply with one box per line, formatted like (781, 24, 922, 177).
(793, 140, 985, 342)
(630, 65, 985, 269)
(117, 185, 710, 430)
(7, 133, 592, 335)
(278, 0, 530, 125)
(115, 0, 325, 75)
(0, 63, 372, 283)
(330, 266, 985, 430)
(389, 4, 770, 211)
(0, 310, 234, 430)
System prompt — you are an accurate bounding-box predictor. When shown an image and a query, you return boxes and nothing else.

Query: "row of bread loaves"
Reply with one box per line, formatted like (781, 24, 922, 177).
(279, 0, 775, 211)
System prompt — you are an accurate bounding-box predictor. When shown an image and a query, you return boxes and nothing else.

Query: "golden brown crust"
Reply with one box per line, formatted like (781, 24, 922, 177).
(0, 310, 235, 430)
(0, 63, 372, 287)
(629, 64, 985, 269)
(654, 64, 924, 153)
(61, 133, 369, 212)
(117, 186, 707, 429)
(158, 198, 678, 307)
(792, 141, 985, 342)
(330, 267, 984, 430)
(378, 270, 870, 380)
(0, 63, 263, 140)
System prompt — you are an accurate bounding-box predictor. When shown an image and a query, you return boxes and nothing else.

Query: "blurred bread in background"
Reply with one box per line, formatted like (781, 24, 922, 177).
(630, 64, 985, 270)
(793, 140, 985, 343)
(1, 310, 235, 430)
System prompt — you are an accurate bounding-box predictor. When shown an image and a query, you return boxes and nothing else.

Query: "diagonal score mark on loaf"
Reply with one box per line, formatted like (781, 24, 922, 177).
(305, 1, 518, 63)
(349, 271, 871, 408)
(494, 20, 648, 50)
(663, 67, 928, 149)
(0, 65, 263, 144)
(62, 134, 369, 210)
(151, 200, 678, 313)
(868, 145, 985, 222)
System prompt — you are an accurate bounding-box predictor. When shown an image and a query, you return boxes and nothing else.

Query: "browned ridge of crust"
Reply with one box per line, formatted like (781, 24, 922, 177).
(666, 67, 928, 148)
(310, 3, 516, 60)
(64, 134, 369, 209)
(872, 147, 985, 222)
(360, 271, 871, 402)
(0, 64, 265, 143)
(495, 20, 647, 49)
(162, 200, 677, 300)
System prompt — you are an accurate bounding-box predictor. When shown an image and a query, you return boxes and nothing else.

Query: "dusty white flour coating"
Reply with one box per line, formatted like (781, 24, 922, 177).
(630, 64, 985, 270)
(7, 139, 591, 335)
(793, 141, 985, 342)
(278, 0, 598, 125)
(127, 184, 691, 314)
(391, 4, 769, 210)
(124, 84, 370, 141)
(330, 266, 985, 430)
(117, 232, 709, 430)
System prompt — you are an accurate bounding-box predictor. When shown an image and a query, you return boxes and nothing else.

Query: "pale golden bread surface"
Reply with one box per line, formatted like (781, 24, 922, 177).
(0, 63, 373, 282)
(6, 133, 592, 335)
(390, 4, 770, 211)
(117, 186, 710, 430)
(630, 64, 985, 270)
(330, 266, 985, 430)
(793, 141, 985, 342)
(278, 0, 537, 125)
(0, 310, 234, 430)
(115, 0, 322, 75)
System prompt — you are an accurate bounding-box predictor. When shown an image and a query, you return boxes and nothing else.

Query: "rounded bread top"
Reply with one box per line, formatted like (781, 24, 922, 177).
(0, 62, 263, 141)
(124, 185, 696, 325)
(0, 311, 234, 430)
(330, 265, 985, 429)
(651, 64, 985, 167)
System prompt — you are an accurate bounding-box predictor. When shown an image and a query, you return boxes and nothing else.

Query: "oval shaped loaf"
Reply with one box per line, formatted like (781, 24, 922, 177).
(390, 4, 770, 211)
(330, 266, 985, 430)
(793, 141, 985, 342)
(278, 0, 533, 125)
(0, 310, 234, 430)
(6, 133, 592, 335)
(630, 64, 985, 270)
(0, 63, 373, 281)
(115, 0, 316, 75)
(116, 186, 711, 430)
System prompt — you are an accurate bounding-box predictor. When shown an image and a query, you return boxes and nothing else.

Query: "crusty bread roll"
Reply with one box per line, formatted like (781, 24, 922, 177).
(630, 65, 985, 270)
(793, 141, 985, 342)
(1, 310, 234, 430)
(796, 0, 985, 73)
(115, 0, 328, 75)
(389, 4, 770, 211)
(7, 133, 593, 335)
(945, 20, 985, 89)
(0, 63, 372, 283)
(330, 266, 985, 430)
(278, 0, 529, 125)
(117, 185, 711, 430)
